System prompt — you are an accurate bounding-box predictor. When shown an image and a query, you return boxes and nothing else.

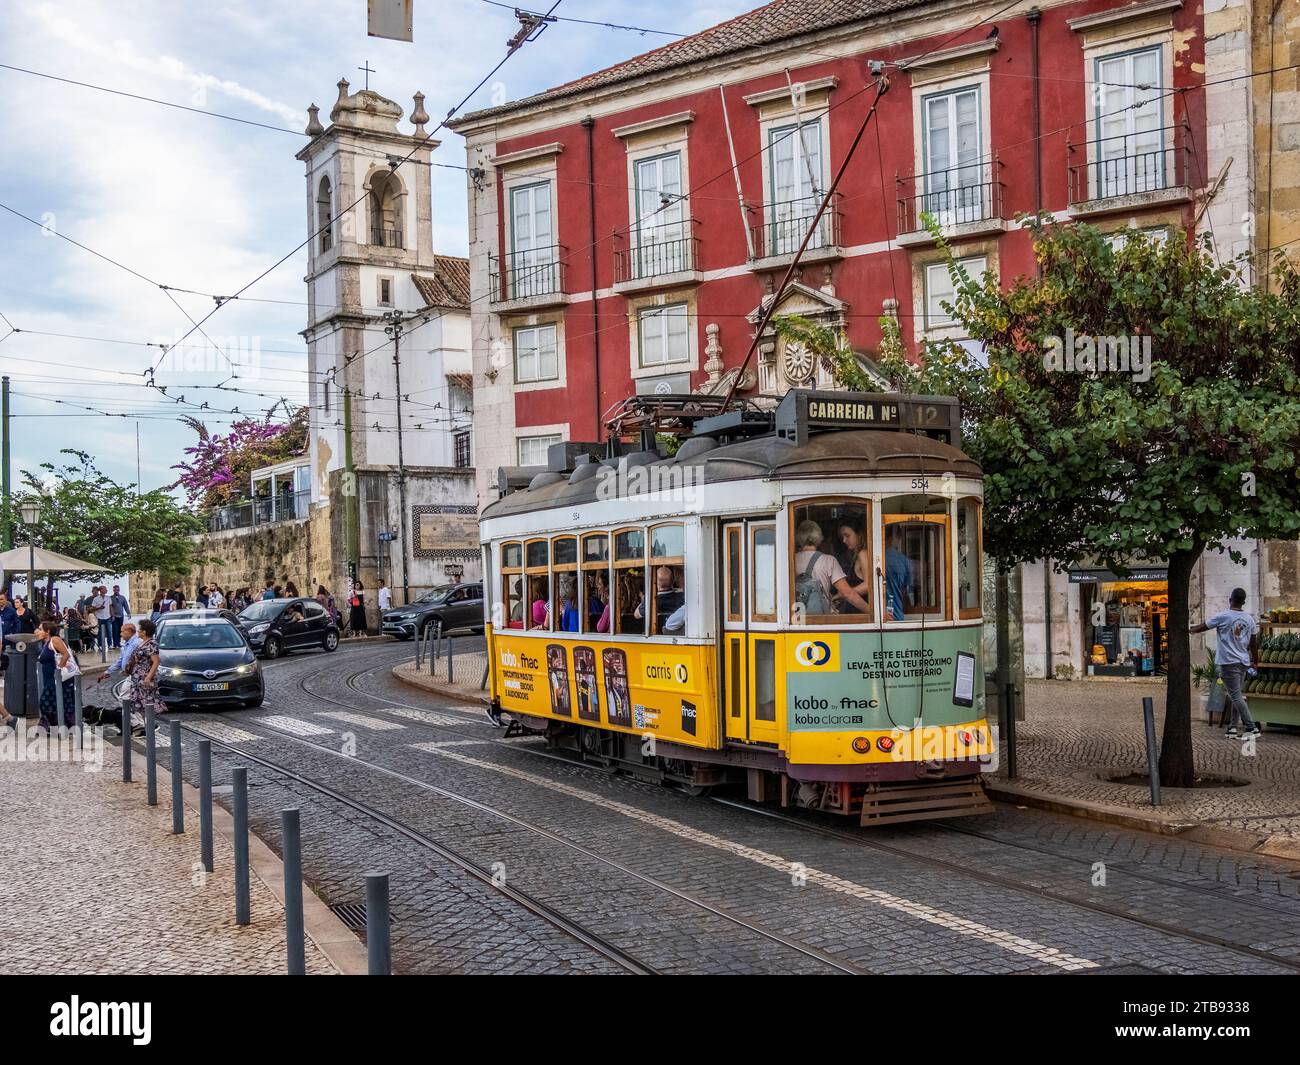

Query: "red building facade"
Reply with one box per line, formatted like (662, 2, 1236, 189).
(452, 0, 1209, 504)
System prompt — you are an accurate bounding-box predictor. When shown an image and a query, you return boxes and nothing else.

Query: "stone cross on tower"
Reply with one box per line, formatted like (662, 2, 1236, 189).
(357, 61, 375, 90)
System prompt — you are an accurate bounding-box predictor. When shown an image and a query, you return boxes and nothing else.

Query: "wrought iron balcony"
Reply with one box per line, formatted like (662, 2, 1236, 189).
(371, 227, 404, 249)
(614, 220, 701, 287)
(749, 193, 842, 263)
(205, 489, 310, 534)
(897, 161, 1005, 239)
(1068, 123, 1191, 209)
(489, 245, 567, 306)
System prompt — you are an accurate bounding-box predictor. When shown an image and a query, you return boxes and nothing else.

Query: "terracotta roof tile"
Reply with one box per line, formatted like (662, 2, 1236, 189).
(454, 0, 927, 125)
(414, 255, 471, 310)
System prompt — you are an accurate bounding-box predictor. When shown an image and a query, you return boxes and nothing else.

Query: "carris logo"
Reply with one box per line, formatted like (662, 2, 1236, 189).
(794, 640, 832, 667)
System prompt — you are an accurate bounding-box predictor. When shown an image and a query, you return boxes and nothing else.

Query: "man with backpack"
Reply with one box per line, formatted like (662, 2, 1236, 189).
(793, 520, 870, 618)
(1191, 587, 1261, 739)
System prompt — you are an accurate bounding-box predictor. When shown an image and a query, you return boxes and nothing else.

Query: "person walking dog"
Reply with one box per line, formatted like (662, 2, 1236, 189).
(1191, 587, 1261, 739)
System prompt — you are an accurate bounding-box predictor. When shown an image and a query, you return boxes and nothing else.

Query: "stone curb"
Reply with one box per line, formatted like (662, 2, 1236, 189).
(391, 662, 490, 707)
(136, 738, 370, 975)
(985, 780, 1300, 864)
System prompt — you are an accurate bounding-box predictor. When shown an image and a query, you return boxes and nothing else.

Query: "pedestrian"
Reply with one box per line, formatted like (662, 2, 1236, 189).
(13, 596, 37, 634)
(80, 600, 99, 650)
(284, 580, 300, 598)
(348, 581, 367, 635)
(208, 583, 226, 610)
(35, 619, 77, 730)
(1191, 587, 1262, 738)
(0, 591, 17, 675)
(315, 584, 337, 624)
(97, 621, 140, 689)
(169, 588, 186, 611)
(196, 584, 210, 609)
(273, 584, 284, 599)
(91, 585, 110, 646)
(260, 580, 275, 601)
(126, 618, 165, 718)
(232, 587, 249, 613)
(108, 584, 129, 648)
(378, 580, 392, 612)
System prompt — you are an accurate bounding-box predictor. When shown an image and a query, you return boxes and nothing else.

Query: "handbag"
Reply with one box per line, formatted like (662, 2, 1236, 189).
(60, 650, 82, 682)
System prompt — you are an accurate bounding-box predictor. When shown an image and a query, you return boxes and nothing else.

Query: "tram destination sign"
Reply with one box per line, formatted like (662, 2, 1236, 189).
(775, 390, 959, 446)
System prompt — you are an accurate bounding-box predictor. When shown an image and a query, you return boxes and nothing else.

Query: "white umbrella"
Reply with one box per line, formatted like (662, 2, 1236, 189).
(0, 546, 106, 573)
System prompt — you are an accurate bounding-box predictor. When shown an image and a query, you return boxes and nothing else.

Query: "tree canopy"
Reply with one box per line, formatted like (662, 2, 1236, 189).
(780, 220, 1300, 785)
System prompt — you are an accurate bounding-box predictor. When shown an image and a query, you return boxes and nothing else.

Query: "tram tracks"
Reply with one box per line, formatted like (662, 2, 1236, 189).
(189, 659, 870, 975)
(248, 648, 1300, 973)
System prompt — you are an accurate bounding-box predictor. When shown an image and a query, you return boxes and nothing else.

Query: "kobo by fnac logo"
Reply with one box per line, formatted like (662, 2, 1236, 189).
(49, 996, 151, 1046)
(794, 640, 832, 667)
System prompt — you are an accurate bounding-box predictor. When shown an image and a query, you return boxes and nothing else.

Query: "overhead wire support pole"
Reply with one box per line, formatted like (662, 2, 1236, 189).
(722, 74, 891, 411)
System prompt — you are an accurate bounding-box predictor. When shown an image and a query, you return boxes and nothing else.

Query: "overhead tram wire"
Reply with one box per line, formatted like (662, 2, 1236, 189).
(149, 0, 568, 373)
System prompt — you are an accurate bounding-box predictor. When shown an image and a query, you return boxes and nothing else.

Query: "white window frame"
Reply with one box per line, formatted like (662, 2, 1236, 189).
(637, 302, 691, 369)
(507, 179, 556, 299)
(924, 255, 986, 330)
(377, 275, 394, 307)
(1092, 45, 1166, 199)
(517, 433, 562, 467)
(632, 151, 687, 276)
(920, 85, 986, 225)
(512, 323, 559, 384)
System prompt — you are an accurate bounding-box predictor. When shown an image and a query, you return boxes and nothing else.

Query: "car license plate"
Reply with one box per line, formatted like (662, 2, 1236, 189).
(193, 682, 229, 692)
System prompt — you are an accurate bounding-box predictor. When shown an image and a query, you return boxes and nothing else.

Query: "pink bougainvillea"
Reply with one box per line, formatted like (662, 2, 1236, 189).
(171, 408, 308, 509)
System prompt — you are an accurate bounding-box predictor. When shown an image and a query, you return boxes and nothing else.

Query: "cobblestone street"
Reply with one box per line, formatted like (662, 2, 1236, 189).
(53, 639, 1299, 976)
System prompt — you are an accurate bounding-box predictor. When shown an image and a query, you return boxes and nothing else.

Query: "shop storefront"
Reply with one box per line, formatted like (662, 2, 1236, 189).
(1069, 566, 1169, 677)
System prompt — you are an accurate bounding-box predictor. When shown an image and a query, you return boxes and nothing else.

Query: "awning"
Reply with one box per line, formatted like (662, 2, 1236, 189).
(0, 546, 106, 573)
(1068, 566, 1168, 584)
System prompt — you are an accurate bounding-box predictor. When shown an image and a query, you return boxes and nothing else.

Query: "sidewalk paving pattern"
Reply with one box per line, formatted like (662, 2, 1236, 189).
(0, 734, 339, 975)
(989, 679, 1300, 858)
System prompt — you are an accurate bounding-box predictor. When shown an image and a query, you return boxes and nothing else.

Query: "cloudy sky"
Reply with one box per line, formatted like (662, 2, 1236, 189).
(0, 0, 749, 501)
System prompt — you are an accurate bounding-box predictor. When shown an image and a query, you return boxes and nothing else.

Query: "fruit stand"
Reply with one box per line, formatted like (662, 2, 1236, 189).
(1247, 618, 1300, 727)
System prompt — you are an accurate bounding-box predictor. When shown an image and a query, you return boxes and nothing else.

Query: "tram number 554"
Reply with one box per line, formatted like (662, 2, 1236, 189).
(911, 477, 930, 491)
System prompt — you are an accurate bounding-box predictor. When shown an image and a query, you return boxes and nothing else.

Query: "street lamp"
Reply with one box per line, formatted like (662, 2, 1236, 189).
(382, 310, 410, 606)
(17, 501, 39, 610)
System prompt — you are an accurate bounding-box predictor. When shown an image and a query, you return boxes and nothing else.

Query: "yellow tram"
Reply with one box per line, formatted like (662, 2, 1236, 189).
(481, 391, 996, 825)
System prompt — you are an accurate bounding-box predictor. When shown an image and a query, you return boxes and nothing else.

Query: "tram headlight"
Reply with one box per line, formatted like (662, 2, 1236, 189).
(876, 736, 894, 753)
(958, 730, 974, 747)
(852, 736, 871, 754)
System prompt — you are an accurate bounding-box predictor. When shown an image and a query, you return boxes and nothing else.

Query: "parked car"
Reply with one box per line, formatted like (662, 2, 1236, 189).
(381, 582, 484, 641)
(128, 614, 265, 709)
(156, 607, 242, 626)
(237, 597, 341, 659)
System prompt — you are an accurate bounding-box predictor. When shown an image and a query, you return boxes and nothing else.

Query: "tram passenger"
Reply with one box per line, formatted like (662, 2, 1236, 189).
(836, 521, 873, 611)
(640, 565, 685, 635)
(529, 576, 551, 629)
(507, 576, 525, 629)
(557, 575, 581, 632)
(883, 525, 913, 622)
(793, 520, 870, 616)
(617, 571, 645, 633)
(586, 572, 609, 632)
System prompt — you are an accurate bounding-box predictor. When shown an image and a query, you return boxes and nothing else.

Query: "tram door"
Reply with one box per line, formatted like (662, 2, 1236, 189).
(722, 520, 780, 746)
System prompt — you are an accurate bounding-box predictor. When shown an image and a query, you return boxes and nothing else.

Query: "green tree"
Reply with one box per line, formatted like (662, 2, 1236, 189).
(8, 450, 204, 602)
(779, 221, 1300, 786)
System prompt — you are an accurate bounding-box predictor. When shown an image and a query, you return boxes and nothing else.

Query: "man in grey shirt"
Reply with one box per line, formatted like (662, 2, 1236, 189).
(1191, 587, 1260, 738)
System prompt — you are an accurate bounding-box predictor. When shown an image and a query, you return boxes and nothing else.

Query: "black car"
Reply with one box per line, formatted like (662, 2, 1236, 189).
(238, 598, 340, 659)
(143, 615, 264, 709)
(381, 582, 484, 640)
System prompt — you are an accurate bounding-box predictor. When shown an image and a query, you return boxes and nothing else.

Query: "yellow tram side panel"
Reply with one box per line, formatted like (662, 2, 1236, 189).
(487, 625, 720, 749)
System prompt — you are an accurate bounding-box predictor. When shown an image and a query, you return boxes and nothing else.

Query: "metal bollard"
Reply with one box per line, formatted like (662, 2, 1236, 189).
(198, 739, 214, 873)
(73, 675, 83, 740)
(282, 809, 305, 975)
(447, 635, 454, 685)
(145, 705, 157, 806)
(232, 766, 250, 925)
(1142, 696, 1161, 807)
(120, 698, 132, 782)
(1003, 682, 1018, 780)
(169, 718, 184, 834)
(366, 872, 391, 975)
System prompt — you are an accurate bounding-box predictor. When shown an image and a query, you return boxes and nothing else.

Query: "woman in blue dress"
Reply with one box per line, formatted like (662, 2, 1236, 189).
(36, 619, 77, 729)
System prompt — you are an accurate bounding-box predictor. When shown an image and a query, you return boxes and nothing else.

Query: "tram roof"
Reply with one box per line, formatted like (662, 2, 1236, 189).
(481, 428, 982, 522)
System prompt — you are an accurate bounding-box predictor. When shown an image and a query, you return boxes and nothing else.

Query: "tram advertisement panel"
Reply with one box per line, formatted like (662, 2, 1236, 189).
(786, 629, 982, 730)
(492, 634, 714, 746)
(602, 649, 633, 727)
(573, 646, 601, 722)
(546, 644, 572, 717)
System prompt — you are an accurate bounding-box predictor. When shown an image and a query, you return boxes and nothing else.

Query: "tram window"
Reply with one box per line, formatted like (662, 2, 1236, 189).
(614, 528, 645, 561)
(616, 569, 645, 635)
(650, 523, 685, 635)
(553, 536, 579, 632)
(501, 542, 522, 570)
(726, 526, 743, 622)
(753, 640, 776, 721)
(526, 539, 549, 570)
(881, 495, 951, 621)
(729, 640, 743, 718)
(503, 574, 524, 629)
(581, 533, 611, 633)
(751, 525, 776, 621)
(582, 534, 608, 564)
(789, 500, 873, 623)
(526, 574, 551, 629)
(957, 498, 982, 619)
